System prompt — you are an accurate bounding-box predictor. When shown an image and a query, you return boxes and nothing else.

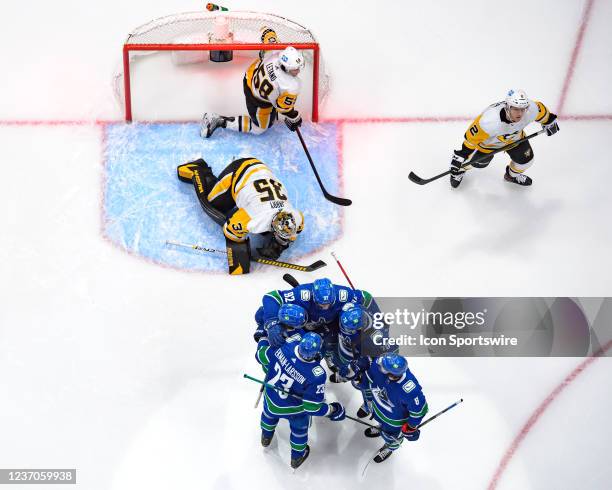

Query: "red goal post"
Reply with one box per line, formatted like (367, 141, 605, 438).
(116, 11, 329, 122)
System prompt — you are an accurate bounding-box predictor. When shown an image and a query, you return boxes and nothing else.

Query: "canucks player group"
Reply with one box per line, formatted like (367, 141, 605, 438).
(252, 278, 428, 468)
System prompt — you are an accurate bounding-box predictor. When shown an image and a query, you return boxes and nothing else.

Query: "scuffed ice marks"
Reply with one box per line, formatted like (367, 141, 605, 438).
(102, 122, 342, 272)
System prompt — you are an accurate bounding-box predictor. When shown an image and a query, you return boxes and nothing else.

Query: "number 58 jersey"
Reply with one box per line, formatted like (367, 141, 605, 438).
(207, 157, 304, 242)
(245, 52, 301, 117)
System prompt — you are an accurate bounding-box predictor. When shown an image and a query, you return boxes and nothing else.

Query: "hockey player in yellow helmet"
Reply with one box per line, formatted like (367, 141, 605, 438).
(450, 89, 559, 188)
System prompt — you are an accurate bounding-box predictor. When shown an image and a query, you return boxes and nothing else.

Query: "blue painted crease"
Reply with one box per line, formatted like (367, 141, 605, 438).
(102, 122, 342, 272)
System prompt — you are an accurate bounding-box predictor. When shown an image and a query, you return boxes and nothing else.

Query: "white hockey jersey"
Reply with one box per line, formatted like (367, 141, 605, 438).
(206, 158, 304, 242)
(244, 53, 301, 116)
(463, 100, 553, 152)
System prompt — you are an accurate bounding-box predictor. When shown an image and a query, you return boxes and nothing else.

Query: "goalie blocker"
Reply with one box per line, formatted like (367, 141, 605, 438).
(177, 158, 304, 275)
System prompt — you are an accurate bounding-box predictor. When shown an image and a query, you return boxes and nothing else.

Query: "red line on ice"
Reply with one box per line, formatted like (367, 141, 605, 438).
(487, 338, 612, 490)
(1, 114, 612, 126)
(557, 0, 596, 116)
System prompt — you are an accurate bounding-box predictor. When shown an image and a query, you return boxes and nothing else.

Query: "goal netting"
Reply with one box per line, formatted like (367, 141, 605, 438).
(113, 10, 330, 121)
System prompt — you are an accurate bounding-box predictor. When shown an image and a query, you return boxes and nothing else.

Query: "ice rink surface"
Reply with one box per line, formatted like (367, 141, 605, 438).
(1, 0, 612, 489)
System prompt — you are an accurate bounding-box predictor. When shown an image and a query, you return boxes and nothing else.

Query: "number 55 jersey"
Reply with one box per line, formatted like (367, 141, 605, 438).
(206, 157, 304, 242)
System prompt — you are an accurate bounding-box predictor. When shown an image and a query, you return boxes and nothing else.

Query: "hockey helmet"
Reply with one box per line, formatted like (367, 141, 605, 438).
(378, 353, 408, 379)
(312, 278, 336, 309)
(278, 303, 307, 328)
(298, 332, 323, 361)
(279, 46, 305, 74)
(505, 89, 530, 110)
(340, 305, 364, 334)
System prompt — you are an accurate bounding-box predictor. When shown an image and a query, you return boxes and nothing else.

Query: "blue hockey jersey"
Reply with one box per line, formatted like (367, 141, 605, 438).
(261, 283, 373, 328)
(364, 360, 429, 429)
(255, 334, 331, 418)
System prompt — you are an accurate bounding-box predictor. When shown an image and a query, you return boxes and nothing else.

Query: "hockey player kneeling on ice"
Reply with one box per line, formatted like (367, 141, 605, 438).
(255, 332, 346, 469)
(340, 353, 428, 463)
(201, 27, 304, 138)
(177, 157, 304, 274)
(450, 89, 560, 188)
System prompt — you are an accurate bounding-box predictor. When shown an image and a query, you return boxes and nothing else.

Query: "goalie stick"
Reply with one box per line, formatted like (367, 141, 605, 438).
(166, 240, 326, 272)
(295, 127, 352, 206)
(408, 129, 545, 185)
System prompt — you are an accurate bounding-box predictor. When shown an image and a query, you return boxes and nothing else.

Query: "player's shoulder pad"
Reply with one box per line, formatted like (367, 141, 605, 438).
(263, 289, 284, 306)
(285, 332, 302, 344)
(356, 289, 373, 308)
(335, 285, 354, 303)
(311, 365, 326, 378)
(289, 284, 311, 303)
(478, 103, 504, 133)
(276, 70, 301, 96)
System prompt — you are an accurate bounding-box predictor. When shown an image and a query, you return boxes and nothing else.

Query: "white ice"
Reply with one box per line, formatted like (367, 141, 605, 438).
(1, 1, 612, 489)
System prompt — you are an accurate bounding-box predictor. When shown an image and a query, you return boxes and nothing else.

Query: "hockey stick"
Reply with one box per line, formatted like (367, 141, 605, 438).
(166, 240, 326, 272)
(361, 398, 464, 476)
(283, 273, 300, 288)
(243, 373, 378, 429)
(408, 129, 546, 185)
(331, 251, 356, 289)
(295, 127, 352, 206)
(254, 386, 264, 409)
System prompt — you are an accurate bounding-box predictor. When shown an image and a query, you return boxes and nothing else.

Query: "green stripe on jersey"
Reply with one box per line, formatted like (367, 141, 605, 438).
(264, 392, 304, 415)
(361, 290, 373, 308)
(265, 290, 283, 305)
(372, 403, 409, 427)
(302, 399, 324, 412)
(257, 346, 270, 366)
(409, 402, 429, 419)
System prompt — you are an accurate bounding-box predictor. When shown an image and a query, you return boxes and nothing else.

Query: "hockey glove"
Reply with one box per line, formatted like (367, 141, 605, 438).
(284, 112, 302, 132)
(339, 357, 370, 380)
(327, 402, 346, 421)
(257, 234, 288, 260)
(265, 320, 285, 348)
(401, 423, 420, 442)
(543, 114, 559, 136)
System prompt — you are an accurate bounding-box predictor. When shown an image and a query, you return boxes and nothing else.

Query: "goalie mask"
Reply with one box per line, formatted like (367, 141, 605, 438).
(271, 210, 298, 241)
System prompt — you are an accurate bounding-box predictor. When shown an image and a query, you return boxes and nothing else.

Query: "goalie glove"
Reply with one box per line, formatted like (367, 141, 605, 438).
(542, 113, 559, 136)
(257, 233, 289, 260)
(284, 111, 302, 132)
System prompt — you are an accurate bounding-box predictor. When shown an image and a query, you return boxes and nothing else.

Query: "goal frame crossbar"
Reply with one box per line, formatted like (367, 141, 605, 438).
(122, 42, 321, 122)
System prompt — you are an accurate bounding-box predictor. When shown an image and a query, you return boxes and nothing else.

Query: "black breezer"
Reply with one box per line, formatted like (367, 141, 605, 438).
(463, 139, 535, 169)
(243, 77, 278, 129)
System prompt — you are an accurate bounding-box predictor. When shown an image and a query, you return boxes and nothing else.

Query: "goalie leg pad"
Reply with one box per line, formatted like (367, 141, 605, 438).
(226, 237, 251, 275)
(183, 160, 228, 226)
(177, 158, 214, 183)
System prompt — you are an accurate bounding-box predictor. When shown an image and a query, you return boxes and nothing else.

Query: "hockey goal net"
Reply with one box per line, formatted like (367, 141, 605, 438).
(114, 10, 329, 122)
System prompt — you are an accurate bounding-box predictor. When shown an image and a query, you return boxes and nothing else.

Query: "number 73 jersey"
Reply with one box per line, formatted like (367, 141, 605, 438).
(245, 52, 301, 116)
(211, 158, 304, 242)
